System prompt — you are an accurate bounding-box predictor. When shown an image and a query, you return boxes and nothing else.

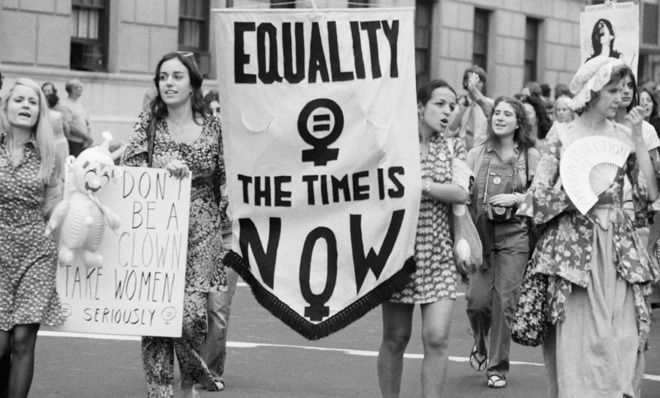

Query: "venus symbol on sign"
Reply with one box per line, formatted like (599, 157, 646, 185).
(298, 98, 344, 166)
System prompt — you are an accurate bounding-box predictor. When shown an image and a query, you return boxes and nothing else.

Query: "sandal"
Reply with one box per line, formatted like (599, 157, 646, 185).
(198, 379, 225, 392)
(469, 345, 487, 372)
(487, 374, 507, 388)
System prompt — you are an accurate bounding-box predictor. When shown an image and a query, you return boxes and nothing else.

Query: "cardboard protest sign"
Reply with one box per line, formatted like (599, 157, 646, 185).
(214, 8, 420, 339)
(55, 167, 191, 337)
(579, 2, 639, 74)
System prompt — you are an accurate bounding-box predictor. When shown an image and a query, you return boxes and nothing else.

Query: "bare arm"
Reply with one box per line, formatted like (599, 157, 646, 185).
(43, 183, 63, 219)
(466, 78, 494, 118)
(628, 107, 659, 201)
(448, 98, 469, 132)
(422, 179, 468, 204)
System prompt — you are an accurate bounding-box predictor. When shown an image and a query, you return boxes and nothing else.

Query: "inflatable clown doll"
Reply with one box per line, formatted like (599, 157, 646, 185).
(45, 131, 121, 267)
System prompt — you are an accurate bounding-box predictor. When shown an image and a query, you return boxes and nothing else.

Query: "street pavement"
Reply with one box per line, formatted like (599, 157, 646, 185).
(32, 282, 660, 397)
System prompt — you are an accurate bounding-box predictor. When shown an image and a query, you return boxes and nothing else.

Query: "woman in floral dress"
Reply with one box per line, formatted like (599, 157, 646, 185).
(377, 79, 469, 398)
(121, 52, 225, 398)
(518, 57, 660, 397)
(0, 78, 63, 398)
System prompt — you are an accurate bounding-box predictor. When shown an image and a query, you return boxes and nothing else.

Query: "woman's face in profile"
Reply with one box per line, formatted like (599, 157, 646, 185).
(593, 80, 623, 118)
(598, 22, 613, 45)
(523, 103, 537, 129)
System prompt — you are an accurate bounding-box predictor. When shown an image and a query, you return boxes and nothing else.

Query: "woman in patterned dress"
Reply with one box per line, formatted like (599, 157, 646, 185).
(377, 79, 469, 398)
(0, 78, 63, 398)
(121, 52, 225, 398)
(465, 97, 539, 389)
(518, 57, 660, 397)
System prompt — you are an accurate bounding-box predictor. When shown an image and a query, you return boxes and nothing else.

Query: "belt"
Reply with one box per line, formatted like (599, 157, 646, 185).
(0, 206, 43, 223)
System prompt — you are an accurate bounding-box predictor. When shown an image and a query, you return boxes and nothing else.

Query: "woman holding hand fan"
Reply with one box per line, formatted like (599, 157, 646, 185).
(517, 57, 660, 397)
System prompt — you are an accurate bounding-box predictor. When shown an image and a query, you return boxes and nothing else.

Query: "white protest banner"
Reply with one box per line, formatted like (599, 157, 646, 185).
(55, 167, 191, 337)
(580, 2, 639, 74)
(214, 8, 420, 339)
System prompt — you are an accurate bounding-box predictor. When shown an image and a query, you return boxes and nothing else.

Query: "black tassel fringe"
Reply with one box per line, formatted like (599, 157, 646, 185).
(223, 250, 416, 340)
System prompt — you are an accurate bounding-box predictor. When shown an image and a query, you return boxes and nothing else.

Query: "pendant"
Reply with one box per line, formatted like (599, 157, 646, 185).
(493, 176, 501, 185)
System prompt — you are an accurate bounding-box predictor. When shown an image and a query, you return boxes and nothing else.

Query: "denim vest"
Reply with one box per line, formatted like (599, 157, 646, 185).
(472, 146, 529, 218)
(472, 145, 531, 260)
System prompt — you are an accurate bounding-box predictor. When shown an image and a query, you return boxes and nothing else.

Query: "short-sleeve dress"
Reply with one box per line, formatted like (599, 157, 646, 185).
(0, 134, 63, 330)
(390, 133, 467, 303)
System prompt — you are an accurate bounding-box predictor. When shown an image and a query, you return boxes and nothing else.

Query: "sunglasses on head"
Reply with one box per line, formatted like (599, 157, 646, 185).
(177, 51, 195, 58)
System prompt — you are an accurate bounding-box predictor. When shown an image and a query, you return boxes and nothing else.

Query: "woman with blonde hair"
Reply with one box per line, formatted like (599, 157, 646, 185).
(0, 78, 63, 398)
(552, 95, 575, 124)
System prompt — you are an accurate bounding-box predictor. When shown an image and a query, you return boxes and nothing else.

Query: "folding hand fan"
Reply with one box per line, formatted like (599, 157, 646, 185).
(559, 136, 631, 215)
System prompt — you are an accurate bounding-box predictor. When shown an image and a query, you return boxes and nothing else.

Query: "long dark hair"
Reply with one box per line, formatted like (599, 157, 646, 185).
(149, 51, 207, 123)
(641, 88, 660, 135)
(515, 94, 553, 140)
(417, 79, 456, 105)
(587, 19, 622, 61)
(486, 96, 534, 151)
(641, 88, 658, 119)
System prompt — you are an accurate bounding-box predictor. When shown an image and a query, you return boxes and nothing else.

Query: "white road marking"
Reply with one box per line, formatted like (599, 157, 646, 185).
(39, 331, 660, 381)
(238, 281, 466, 297)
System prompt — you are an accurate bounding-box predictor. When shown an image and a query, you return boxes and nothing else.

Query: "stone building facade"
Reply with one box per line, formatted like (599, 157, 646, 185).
(0, 0, 658, 143)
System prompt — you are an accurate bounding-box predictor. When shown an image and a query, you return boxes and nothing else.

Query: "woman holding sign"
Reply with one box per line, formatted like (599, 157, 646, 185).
(464, 96, 539, 389)
(0, 78, 63, 398)
(517, 57, 659, 397)
(121, 51, 225, 398)
(377, 79, 469, 398)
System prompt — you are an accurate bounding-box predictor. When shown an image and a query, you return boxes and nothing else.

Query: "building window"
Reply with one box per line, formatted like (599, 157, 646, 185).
(70, 0, 108, 72)
(524, 18, 540, 83)
(472, 9, 490, 70)
(415, 1, 432, 86)
(271, 0, 296, 8)
(348, 0, 369, 7)
(179, 0, 211, 77)
(642, 0, 659, 45)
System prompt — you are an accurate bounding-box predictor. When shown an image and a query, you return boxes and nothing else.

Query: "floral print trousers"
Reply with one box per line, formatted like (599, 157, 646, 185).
(142, 291, 216, 398)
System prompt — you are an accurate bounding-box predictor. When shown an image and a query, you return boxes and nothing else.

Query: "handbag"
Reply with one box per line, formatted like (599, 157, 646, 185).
(511, 259, 549, 347)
